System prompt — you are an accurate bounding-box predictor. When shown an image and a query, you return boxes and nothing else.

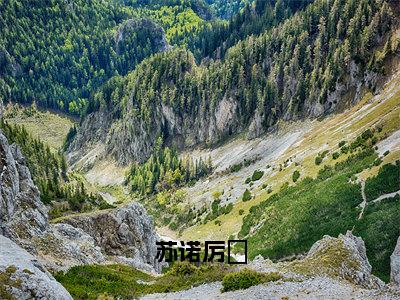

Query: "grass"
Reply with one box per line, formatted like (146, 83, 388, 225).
(287, 239, 361, 282)
(4, 103, 74, 151)
(177, 72, 400, 249)
(240, 145, 400, 281)
(55, 262, 230, 299)
(221, 269, 282, 292)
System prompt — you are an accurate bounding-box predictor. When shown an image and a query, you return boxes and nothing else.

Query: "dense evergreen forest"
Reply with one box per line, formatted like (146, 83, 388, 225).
(186, 0, 315, 60)
(127, 137, 212, 195)
(205, 0, 252, 19)
(91, 0, 396, 131)
(0, 0, 212, 115)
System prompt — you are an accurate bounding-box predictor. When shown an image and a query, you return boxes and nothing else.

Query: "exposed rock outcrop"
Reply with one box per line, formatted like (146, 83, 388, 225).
(115, 19, 169, 55)
(0, 130, 161, 273)
(0, 235, 72, 300)
(32, 224, 106, 272)
(0, 131, 48, 248)
(289, 231, 384, 289)
(391, 236, 400, 288)
(61, 203, 162, 273)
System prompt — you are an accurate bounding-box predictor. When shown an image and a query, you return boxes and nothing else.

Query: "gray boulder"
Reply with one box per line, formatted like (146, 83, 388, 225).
(391, 236, 400, 288)
(0, 131, 48, 247)
(0, 235, 72, 300)
(32, 223, 106, 272)
(61, 202, 162, 272)
(0, 130, 162, 274)
(290, 231, 384, 289)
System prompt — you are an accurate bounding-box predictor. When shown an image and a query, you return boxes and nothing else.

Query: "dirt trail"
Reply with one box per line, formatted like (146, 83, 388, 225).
(358, 180, 367, 220)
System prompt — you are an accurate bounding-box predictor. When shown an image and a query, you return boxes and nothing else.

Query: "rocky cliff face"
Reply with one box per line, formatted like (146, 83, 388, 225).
(0, 131, 48, 247)
(0, 235, 72, 300)
(61, 203, 162, 273)
(0, 129, 162, 273)
(392, 236, 400, 288)
(289, 231, 384, 289)
(67, 56, 393, 168)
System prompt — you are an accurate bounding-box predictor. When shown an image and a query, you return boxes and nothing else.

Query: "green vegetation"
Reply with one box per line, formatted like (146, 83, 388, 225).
(364, 160, 400, 201)
(0, 0, 171, 115)
(251, 170, 264, 181)
(242, 189, 252, 202)
(206, 0, 252, 19)
(0, 265, 22, 300)
(204, 200, 233, 223)
(84, 0, 395, 162)
(315, 155, 323, 165)
(55, 262, 229, 299)
(187, 0, 315, 60)
(127, 137, 212, 195)
(239, 129, 400, 280)
(0, 120, 107, 214)
(221, 269, 282, 292)
(332, 152, 340, 160)
(354, 194, 400, 281)
(227, 157, 259, 174)
(4, 103, 75, 151)
(292, 170, 300, 182)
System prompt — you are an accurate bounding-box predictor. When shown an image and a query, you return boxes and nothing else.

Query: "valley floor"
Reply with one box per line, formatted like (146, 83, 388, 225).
(141, 279, 400, 300)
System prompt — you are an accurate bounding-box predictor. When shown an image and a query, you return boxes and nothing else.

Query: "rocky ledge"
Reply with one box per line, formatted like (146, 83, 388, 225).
(59, 203, 162, 273)
(0, 235, 72, 300)
(391, 236, 400, 289)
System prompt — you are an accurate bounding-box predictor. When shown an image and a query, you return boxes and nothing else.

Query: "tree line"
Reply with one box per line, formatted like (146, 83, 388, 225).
(126, 137, 212, 195)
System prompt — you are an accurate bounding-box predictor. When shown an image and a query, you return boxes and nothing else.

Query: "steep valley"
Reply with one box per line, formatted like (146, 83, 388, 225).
(1, 0, 400, 299)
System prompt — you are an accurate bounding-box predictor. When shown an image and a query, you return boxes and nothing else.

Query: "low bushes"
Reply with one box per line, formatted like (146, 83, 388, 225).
(221, 269, 282, 292)
(251, 170, 264, 181)
(242, 189, 252, 201)
(292, 170, 300, 182)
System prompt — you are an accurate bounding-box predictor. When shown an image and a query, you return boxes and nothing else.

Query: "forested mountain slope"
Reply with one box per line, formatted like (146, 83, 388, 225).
(0, 0, 221, 115)
(205, 0, 252, 19)
(68, 0, 399, 167)
(186, 0, 315, 60)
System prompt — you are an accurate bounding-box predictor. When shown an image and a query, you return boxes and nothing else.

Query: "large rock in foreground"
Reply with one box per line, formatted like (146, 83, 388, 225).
(0, 131, 48, 249)
(61, 202, 162, 272)
(0, 130, 161, 273)
(0, 235, 72, 300)
(289, 231, 384, 289)
(391, 236, 400, 288)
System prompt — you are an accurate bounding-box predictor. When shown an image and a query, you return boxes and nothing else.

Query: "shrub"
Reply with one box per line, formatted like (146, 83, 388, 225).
(223, 203, 233, 214)
(362, 129, 374, 140)
(167, 262, 198, 276)
(341, 145, 349, 154)
(320, 150, 329, 158)
(292, 170, 300, 183)
(212, 190, 222, 200)
(229, 163, 243, 173)
(239, 209, 244, 215)
(211, 199, 221, 212)
(339, 141, 346, 147)
(383, 150, 390, 156)
(242, 189, 252, 202)
(315, 156, 323, 165)
(251, 170, 264, 181)
(214, 220, 222, 226)
(332, 152, 340, 160)
(221, 269, 281, 292)
(373, 158, 382, 166)
(245, 177, 251, 184)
